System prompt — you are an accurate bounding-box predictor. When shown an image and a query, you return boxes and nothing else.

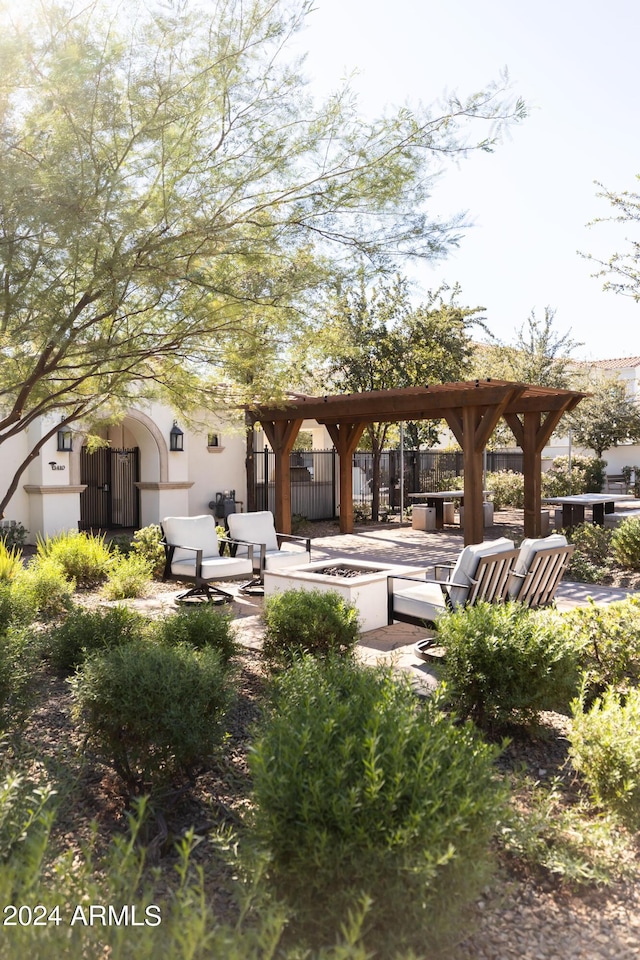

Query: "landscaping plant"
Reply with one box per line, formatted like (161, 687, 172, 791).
(611, 516, 640, 570)
(558, 597, 640, 700)
(248, 655, 507, 955)
(261, 588, 360, 672)
(566, 522, 613, 583)
(102, 552, 154, 600)
(12, 557, 75, 619)
(438, 601, 580, 731)
(131, 524, 166, 579)
(35, 531, 113, 589)
(48, 604, 149, 673)
(156, 604, 238, 662)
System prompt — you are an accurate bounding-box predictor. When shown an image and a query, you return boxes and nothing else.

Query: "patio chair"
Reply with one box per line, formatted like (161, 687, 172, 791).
(387, 537, 519, 627)
(227, 510, 311, 593)
(161, 514, 254, 603)
(507, 534, 575, 608)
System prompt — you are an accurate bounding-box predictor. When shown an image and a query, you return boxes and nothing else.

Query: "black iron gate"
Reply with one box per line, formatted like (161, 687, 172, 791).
(80, 448, 140, 530)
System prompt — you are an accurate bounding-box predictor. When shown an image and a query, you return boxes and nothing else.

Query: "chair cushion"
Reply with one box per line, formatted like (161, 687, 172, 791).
(447, 537, 515, 605)
(263, 549, 311, 572)
(171, 556, 254, 580)
(227, 511, 279, 552)
(162, 515, 220, 564)
(508, 534, 568, 599)
(392, 581, 450, 623)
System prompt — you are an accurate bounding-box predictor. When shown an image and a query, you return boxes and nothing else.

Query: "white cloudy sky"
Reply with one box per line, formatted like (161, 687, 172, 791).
(297, 0, 640, 360)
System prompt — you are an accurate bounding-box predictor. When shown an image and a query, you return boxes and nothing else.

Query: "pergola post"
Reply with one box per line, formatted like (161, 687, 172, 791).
(260, 418, 303, 534)
(325, 423, 367, 533)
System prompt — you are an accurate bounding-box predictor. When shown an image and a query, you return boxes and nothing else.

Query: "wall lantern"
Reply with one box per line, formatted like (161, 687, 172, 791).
(169, 421, 184, 452)
(57, 424, 73, 452)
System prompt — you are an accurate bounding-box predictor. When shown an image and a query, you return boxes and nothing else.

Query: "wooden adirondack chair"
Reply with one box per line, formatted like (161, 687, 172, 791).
(387, 537, 520, 626)
(507, 534, 575, 608)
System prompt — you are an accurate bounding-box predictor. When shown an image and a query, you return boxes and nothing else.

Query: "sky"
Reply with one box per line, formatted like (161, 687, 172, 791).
(296, 0, 640, 361)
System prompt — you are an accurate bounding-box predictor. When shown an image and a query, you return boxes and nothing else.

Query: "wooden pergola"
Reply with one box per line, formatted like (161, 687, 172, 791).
(249, 379, 586, 546)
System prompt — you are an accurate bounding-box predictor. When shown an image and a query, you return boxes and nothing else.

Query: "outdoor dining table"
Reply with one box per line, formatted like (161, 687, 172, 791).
(408, 490, 491, 530)
(542, 493, 637, 529)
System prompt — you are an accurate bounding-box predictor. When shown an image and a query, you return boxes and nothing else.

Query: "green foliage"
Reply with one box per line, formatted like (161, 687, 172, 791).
(567, 377, 640, 457)
(438, 601, 580, 731)
(485, 470, 524, 509)
(0, 541, 24, 582)
(566, 522, 613, 582)
(0, 523, 28, 549)
(611, 516, 640, 569)
(351, 500, 371, 522)
(48, 604, 149, 674)
(102, 552, 153, 600)
(622, 464, 640, 497)
(249, 656, 506, 954)
(558, 598, 640, 700)
(0, 627, 37, 730)
(107, 533, 134, 556)
(569, 687, 640, 828)
(35, 531, 112, 589)
(12, 557, 75, 620)
(543, 455, 606, 495)
(262, 589, 360, 672)
(72, 641, 235, 794)
(156, 605, 238, 662)
(131, 524, 166, 579)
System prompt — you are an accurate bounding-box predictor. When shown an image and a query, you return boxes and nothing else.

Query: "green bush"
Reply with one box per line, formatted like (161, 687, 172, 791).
(48, 604, 149, 673)
(611, 516, 640, 570)
(248, 655, 506, 955)
(569, 687, 640, 827)
(72, 640, 235, 794)
(35, 530, 112, 589)
(485, 470, 524, 509)
(12, 557, 75, 620)
(438, 601, 580, 731)
(262, 588, 360, 672)
(543, 456, 606, 496)
(0, 627, 37, 730)
(0, 583, 32, 633)
(566, 522, 613, 582)
(131, 523, 166, 578)
(558, 598, 640, 700)
(0, 541, 24, 583)
(155, 604, 238, 662)
(0, 522, 28, 549)
(102, 552, 153, 600)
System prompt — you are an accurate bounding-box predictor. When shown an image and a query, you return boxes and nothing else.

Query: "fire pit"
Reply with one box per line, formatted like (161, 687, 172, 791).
(263, 558, 425, 632)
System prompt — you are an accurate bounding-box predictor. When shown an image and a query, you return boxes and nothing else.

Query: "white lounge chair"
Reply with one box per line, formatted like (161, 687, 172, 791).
(161, 514, 254, 602)
(227, 510, 311, 592)
(507, 533, 574, 607)
(387, 537, 519, 626)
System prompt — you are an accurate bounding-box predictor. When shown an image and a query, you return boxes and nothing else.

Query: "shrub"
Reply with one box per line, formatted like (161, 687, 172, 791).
(611, 516, 640, 570)
(485, 470, 524, 509)
(0, 522, 29, 549)
(72, 641, 235, 794)
(156, 605, 238, 662)
(0, 541, 24, 583)
(569, 687, 640, 828)
(12, 557, 75, 620)
(249, 656, 506, 954)
(131, 524, 166, 578)
(107, 533, 134, 556)
(35, 531, 112, 589)
(0, 627, 37, 729)
(0, 583, 32, 633)
(102, 552, 153, 600)
(351, 501, 371, 523)
(262, 589, 360, 672)
(566, 522, 613, 582)
(48, 604, 149, 673)
(558, 598, 640, 700)
(543, 456, 606, 496)
(438, 601, 580, 731)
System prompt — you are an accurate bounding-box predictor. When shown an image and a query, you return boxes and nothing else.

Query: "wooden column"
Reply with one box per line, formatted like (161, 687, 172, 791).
(260, 418, 303, 534)
(325, 422, 367, 534)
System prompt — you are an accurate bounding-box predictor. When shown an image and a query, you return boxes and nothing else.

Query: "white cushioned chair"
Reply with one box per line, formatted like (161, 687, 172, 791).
(161, 515, 254, 602)
(388, 537, 519, 626)
(508, 533, 574, 607)
(227, 510, 311, 592)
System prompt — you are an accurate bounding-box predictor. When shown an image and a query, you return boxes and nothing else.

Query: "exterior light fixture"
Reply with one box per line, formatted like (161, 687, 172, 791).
(169, 421, 184, 452)
(57, 423, 73, 452)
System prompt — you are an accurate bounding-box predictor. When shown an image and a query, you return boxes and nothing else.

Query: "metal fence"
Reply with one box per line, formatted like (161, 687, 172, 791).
(254, 448, 524, 520)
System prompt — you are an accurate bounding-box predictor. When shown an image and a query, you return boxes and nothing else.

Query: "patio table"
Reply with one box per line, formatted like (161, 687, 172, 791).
(542, 493, 636, 529)
(408, 490, 491, 530)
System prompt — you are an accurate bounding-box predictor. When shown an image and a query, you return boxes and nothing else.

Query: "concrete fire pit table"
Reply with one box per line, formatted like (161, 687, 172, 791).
(263, 558, 426, 633)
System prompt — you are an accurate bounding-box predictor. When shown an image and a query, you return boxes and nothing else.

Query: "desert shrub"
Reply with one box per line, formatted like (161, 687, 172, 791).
(0, 522, 28, 550)
(433, 470, 464, 493)
(351, 501, 371, 522)
(0, 627, 37, 729)
(558, 598, 640, 701)
(569, 687, 640, 828)
(0, 541, 24, 583)
(262, 589, 359, 672)
(107, 533, 134, 556)
(611, 516, 640, 570)
(156, 605, 238, 662)
(566, 522, 613, 582)
(12, 557, 75, 620)
(72, 640, 235, 794)
(543, 456, 606, 496)
(102, 552, 153, 600)
(438, 601, 580, 731)
(48, 604, 149, 673)
(35, 531, 112, 589)
(131, 523, 166, 578)
(485, 470, 524, 509)
(0, 583, 32, 633)
(248, 655, 506, 955)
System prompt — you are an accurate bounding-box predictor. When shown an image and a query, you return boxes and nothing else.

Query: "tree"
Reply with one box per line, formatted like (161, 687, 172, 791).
(583, 177, 640, 300)
(567, 378, 640, 459)
(325, 275, 482, 518)
(0, 0, 525, 516)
